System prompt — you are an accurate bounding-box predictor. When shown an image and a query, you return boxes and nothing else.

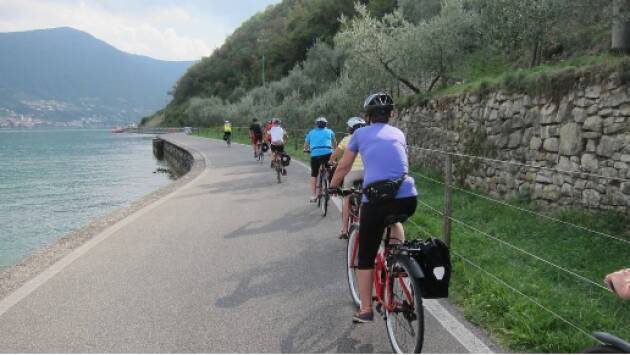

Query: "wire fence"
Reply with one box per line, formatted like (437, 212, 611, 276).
(193, 125, 629, 348)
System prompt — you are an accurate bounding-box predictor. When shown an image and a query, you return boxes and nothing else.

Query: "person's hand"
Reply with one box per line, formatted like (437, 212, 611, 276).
(605, 268, 630, 300)
(328, 186, 340, 196)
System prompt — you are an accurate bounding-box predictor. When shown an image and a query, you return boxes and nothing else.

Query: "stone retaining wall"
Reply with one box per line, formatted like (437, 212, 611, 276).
(153, 137, 194, 177)
(396, 71, 630, 213)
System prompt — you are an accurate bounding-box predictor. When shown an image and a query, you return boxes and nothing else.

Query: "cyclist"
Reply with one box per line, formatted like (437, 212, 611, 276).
(223, 120, 232, 143)
(304, 117, 336, 202)
(269, 118, 288, 175)
(249, 118, 264, 158)
(264, 120, 273, 144)
(330, 92, 418, 323)
(331, 116, 366, 239)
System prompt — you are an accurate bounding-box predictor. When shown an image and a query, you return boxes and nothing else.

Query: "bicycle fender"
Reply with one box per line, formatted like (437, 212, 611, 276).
(397, 255, 425, 279)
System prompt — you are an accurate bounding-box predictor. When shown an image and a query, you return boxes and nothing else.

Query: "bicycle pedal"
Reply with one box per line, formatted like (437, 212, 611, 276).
(375, 303, 384, 316)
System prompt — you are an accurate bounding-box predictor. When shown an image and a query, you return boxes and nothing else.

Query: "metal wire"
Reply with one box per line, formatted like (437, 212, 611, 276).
(411, 172, 630, 246)
(415, 199, 610, 292)
(411, 146, 630, 183)
(451, 250, 596, 342)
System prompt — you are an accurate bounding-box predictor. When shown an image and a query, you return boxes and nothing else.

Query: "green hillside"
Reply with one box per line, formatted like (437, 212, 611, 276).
(146, 0, 622, 131)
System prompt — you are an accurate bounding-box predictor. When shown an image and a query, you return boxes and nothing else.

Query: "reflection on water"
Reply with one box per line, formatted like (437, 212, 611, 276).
(0, 129, 173, 269)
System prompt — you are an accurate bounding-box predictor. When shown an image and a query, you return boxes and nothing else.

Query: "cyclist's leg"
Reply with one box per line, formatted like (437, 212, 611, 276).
(355, 202, 388, 316)
(310, 156, 320, 199)
(341, 170, 362, 235)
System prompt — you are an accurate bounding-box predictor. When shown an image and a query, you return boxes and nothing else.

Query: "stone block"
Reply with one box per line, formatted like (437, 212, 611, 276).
(530, 136, 543, 150)
(559, 122, 582, 155)
(543, 138, 559, 152)
(581, 153, 599, 172)
(582, 131, 601, 139)
(561, 183, 573, 196)
(583, 116, 602, 132)
(597, 136, 622, 158)
(603, 123, 627, 134)
(572, 108, 587, 123)
(599, 108, 614, 117)
(586, 139, 597, 152)
(619, 104, 630, 116)
(508, 130, 522, 148)
(582, 189, 601, 206)
(585, 85, 601, 99)
(603, 92, 630, 108)
(541, 103, 559, 124)
(556, 97, 573, 122)
(541, 125, 559, 138)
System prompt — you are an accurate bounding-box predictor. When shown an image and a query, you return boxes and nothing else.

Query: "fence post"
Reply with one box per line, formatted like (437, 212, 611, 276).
(443, 154, 453, 247)
(294, 129, 298, 151)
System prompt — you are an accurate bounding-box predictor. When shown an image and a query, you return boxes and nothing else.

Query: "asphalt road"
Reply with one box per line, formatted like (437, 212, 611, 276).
(0, 134, 497, 353)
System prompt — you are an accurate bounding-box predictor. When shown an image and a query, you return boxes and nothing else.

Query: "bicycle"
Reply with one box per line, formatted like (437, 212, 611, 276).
(341, 180, 363, 240)
(223, 132, 231, 147)
(271, 149, 287, 184)
(316, 162, 333, 217)
(336, 189, 426, 354)
(583, 332, 630, 353)
(255, 142, 265, 164)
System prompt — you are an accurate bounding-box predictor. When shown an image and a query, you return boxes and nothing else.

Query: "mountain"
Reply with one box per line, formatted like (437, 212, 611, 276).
(0, 27, 193, 127)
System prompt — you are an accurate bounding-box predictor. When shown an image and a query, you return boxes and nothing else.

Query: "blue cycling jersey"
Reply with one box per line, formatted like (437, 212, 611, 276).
(305, 128, 335, 157)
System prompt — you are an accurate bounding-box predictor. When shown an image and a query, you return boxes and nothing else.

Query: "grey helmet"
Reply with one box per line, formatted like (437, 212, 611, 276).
(363, 92, 394, 113)
(347, 117, 366, 132)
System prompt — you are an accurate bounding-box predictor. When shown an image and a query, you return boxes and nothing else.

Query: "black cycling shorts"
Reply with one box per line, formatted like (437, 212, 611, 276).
(310, 154, 332, 178)
(358, 196, 418, 269)
(271, 144, 284, 153)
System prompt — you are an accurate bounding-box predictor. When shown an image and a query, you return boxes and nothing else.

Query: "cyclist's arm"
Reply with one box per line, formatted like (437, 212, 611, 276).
(331, 150, 356, 188)
(303, 137, 310, 152)
(330, 146, 343, 162)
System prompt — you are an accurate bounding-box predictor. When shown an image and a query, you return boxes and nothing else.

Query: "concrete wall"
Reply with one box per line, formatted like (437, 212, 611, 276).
(396, 71, 630, 213)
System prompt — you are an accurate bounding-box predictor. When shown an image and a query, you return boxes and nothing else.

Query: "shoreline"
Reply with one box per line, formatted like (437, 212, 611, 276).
(0, 135, 205, 301)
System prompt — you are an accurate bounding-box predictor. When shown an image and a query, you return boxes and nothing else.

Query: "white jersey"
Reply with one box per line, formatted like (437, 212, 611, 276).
(270, 126, 285, 144)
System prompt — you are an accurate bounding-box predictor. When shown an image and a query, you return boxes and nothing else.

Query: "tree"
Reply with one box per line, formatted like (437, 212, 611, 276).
(398, 0, 442, 24)
(612, 0, 630, 53)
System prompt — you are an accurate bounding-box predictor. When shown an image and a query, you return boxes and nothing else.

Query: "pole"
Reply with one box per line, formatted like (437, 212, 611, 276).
(443, 154, 453, 247)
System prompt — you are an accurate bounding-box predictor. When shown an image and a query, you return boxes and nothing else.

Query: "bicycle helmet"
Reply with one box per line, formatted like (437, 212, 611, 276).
(347, 117, 366, 132)
(363, 92, 394, 114)
(272, 118, 282, 125)
(315, 116, 328, 128)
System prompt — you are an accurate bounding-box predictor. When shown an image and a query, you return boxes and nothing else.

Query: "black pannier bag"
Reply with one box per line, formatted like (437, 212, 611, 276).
(414, 238, 452, 299)
(261, 142, 269, 153)
(281, 153, 291, 167)
(364, 175, 406, 204)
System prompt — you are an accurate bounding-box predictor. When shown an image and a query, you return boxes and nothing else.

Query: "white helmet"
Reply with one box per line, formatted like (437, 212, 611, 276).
(347, 117, 366, 129)
(315, 116, 328, 128)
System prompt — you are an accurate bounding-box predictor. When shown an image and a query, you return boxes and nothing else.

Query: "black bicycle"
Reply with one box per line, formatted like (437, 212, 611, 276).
(316, 162, 333, 217)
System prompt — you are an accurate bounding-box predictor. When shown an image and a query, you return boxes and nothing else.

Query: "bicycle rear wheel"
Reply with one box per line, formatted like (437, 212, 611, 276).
(276, 163, 282, 183)
(346, 228, 361, 307)
(321, 173, 329, 216)
(385, 260, 424, 354)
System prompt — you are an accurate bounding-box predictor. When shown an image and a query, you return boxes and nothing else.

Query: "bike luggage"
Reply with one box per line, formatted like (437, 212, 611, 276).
(281, 153, 291, 167)
(412, 238, 452, 299)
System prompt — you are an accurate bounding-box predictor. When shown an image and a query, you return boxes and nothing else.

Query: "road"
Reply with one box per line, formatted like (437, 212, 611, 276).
(0, 134, 497, 353)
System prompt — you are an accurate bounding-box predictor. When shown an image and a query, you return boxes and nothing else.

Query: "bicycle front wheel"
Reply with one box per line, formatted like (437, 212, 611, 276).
(346, 228, 361, 307)
(385, 260, 424, 354)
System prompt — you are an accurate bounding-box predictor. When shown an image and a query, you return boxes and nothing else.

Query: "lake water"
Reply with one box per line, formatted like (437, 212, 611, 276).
(0, 129, 173, 269)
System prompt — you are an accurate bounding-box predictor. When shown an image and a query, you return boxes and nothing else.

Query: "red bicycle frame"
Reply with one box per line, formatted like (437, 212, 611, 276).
(350, 230, 414, 314)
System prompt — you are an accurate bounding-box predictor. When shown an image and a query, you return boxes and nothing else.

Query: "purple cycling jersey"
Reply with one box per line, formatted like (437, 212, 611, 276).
(347, 123, 418, 201)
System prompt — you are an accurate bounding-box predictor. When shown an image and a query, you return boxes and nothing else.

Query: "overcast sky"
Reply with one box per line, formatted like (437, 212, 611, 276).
(0, 0, 282, 61)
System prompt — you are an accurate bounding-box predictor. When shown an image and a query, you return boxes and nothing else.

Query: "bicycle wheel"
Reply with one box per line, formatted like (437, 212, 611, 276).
(346, 228, 361, 307)
(276, 162, 282, 184)
(321, 172, 329, 217)
(385, 260, 424, 354)
(317, 173, 323, 208)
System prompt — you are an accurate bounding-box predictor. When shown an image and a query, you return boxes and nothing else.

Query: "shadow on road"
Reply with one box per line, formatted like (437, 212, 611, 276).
(280, 302, 377, 353)
(223, 206, 327, 239)
(214, 238, 342, 309)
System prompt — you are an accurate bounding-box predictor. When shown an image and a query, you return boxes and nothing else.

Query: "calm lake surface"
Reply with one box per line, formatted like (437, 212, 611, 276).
(0, 129, 173, 269)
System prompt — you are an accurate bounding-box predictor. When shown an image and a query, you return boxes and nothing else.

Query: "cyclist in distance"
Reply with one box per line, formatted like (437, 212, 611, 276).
(330, 92, 418, 323)
(249, 118, 264, 157)
(223, 120, 232, 143)
(304, 117, 336, 202)
(331, 116, 366, 239)
(268, 118, 288, 174)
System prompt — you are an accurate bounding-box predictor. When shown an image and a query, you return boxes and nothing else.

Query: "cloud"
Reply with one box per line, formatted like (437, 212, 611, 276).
(0, 0, 234, 60)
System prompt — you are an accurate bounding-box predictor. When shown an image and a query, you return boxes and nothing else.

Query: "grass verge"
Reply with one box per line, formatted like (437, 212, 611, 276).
(194, 127, 629, 353)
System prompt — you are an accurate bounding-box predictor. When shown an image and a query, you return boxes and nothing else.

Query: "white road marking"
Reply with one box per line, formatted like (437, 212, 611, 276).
(294, 157, 494, 353)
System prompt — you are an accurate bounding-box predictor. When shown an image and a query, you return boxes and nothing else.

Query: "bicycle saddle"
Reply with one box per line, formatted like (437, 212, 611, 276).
(384, 214, 410, 226)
